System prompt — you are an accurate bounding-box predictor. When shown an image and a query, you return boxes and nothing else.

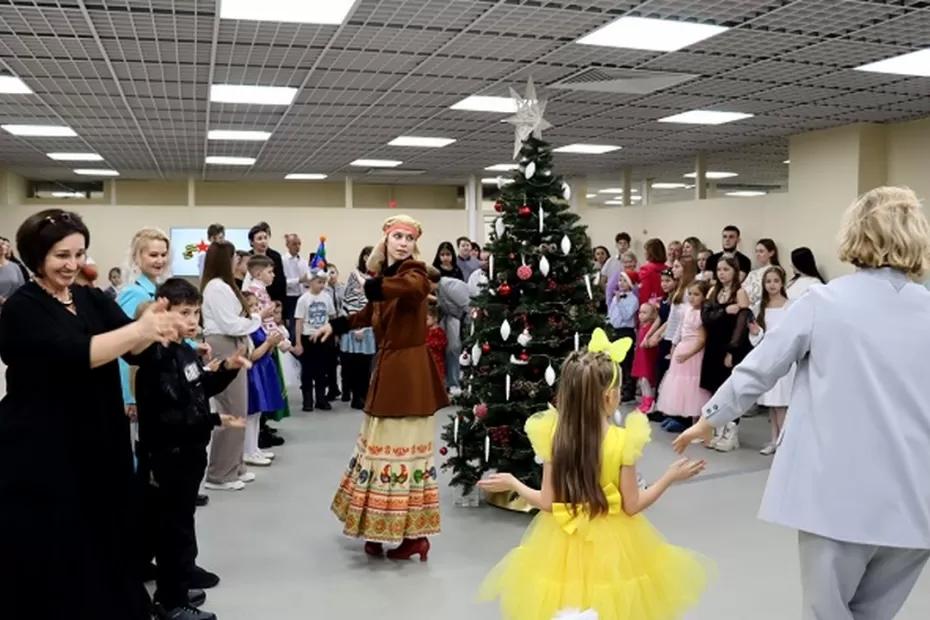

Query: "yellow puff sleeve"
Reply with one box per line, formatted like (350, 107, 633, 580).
(524, 407, 559, 463)
(620, 410, 652, 466)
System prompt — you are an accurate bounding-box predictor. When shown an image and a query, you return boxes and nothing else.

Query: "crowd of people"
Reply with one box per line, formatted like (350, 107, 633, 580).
(1, 185, 929, 620)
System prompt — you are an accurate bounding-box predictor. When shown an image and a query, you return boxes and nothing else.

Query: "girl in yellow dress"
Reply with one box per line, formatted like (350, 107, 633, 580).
(478, 329, 711, 620)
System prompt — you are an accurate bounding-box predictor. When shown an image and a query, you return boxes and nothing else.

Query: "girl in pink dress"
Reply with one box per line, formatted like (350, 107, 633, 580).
(631, 303, 659, 411)
(657, 281, 712, 424)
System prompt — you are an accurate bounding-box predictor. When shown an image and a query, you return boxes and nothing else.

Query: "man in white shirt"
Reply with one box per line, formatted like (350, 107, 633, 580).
(599, 231, 632, 285)
(282, 233, 310, 336)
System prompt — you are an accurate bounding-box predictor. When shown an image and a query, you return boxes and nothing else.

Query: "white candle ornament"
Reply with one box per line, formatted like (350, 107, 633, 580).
(489, 253, 494, 279)
(539, 204, 545, 233)
(506, 373, 511, 401)
(584, 274, 593, 300)
(574, 332, 580, 351)
(485, 435, 491, 461)
(454, 416, 460, 443)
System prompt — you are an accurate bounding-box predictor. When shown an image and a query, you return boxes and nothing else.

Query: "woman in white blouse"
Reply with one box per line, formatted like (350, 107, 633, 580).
(742, 238, 779, 314)
(786, 246, 826, 299)
(200, 241, 268, 491)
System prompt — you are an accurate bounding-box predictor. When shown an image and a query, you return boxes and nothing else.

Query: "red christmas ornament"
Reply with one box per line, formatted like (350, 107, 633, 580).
(474, 403, 489, 420)
(517, 264, 532, 280)
(494, 200, 504, 213)
(439, 446, 448, 456)
(482, 342, 491, 354)
(498, 282, 512, 297)
(547, 278, 558, 291)
(509, 253, 516, 260)
(518, 205, 532, 218)
(519, 351, 530, 362)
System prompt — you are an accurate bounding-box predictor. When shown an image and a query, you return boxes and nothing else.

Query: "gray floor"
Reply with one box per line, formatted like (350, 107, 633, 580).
(195, 402, 930, 619)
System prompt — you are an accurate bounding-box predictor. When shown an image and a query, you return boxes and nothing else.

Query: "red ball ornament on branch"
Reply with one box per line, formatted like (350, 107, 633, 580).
(519, 351, 530, 362)
(498, 282, 512, 297)
(518, 205, 532, 218)
(547, 278, 558, 291)
(439, 446, 448, 456)
(494, 200, 504, 213)
(481, 342, 491, 354)
(474, 403, 489, 420)
(516, 264, 532, 281)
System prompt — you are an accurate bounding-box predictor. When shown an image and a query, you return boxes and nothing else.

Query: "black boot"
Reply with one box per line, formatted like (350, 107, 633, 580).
(302, 391, 314, 412)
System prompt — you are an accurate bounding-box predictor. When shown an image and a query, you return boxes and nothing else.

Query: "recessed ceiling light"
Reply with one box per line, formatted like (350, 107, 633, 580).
(726, 191, 767, 197)
(219, 0, 355, 24)
(350, 159, 402, 168)
(553, 143, 622, 154)
(485, 163, 519, 172)
(855, 49, 930, 77)
(783, 159, 790, 164)
(0, 76, 33, 94)
(47, 152, 103, 161)
(605, 200, 624, 205)
(481, 177, 514, 185)
(208, 129, 272, 141)
(577, 16, 728, 52)
(683, 171, 739, 179)
(50, 191, 86, 198)
(388, 136, 456, 148)
(598, 188, 625, 194)
(210, 84, 297, 106)
(659, 110, 753, 125)
(450, 96, 518, 113)
(2, 124, 77, 137)
(74, 168, 119, 176)
(585, 193, 597, 198)
(630, 196, 642, 201)
(652, 182, 688, 189)
(205, 156, 256, 165)
(285, 173, 328, 180)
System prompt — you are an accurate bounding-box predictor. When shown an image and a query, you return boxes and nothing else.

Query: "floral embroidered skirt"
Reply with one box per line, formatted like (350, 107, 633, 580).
(331, 414, 440, 544)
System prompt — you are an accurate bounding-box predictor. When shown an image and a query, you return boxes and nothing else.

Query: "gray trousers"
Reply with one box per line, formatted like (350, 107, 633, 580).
(799, 531, 929, 620)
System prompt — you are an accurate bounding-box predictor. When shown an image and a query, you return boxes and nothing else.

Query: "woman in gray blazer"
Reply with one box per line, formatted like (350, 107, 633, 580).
(676, 186, 930, 620)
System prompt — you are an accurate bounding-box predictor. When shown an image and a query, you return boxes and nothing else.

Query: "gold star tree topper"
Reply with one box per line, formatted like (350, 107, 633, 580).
(505, 77, 553, 160)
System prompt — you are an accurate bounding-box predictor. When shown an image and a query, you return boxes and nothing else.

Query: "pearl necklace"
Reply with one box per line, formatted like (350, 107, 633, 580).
(35, 279, 74, 306)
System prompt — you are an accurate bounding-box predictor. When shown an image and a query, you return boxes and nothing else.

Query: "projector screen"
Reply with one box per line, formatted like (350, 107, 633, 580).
(170, 227, 251, 277)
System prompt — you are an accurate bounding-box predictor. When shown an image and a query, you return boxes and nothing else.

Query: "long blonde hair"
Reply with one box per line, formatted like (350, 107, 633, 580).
(367, 214, 423, 273)
(551, 350, 615, 517)
(122, 227, 171, 287)
(838, 186, 930, 279)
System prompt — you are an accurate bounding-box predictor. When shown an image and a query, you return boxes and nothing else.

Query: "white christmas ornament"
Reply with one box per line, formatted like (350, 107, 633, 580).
(459, 352, 472, 367)
(509, 354, 528, 366)
(472, 343, 482, 365)
(538, 204, 545, 233)
(454, 416, 460, 443)
(517, 328, 532, 347)
(489, 253, 494, 279)
(539, 255, 550, 277)
(496, 176, 507, 190)
(561, 234, 572, 255)
(504, 77, 553, 159)
(485, 435, 491, 461)
(494, 217, 505, 238)
(534, 455, 544, 465)
(505, 373, 511, 401)
(524, 161, 536, 179)
(584, 273, 593, 300)
(500, 319, 512, 341)
(562, 181, 571, 201)
(545, 364, 556, 386)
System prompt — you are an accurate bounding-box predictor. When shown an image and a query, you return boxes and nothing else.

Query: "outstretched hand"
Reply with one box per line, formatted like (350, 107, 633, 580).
(665, 458, 706, 483)
(672, 417, 714, 454)
(477, 473, 517, 494)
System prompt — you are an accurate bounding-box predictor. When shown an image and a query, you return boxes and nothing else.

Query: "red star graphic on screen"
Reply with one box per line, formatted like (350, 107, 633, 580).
(196, 240, 210, 253)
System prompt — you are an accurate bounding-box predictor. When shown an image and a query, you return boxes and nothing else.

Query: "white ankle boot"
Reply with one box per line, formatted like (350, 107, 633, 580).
(714, 422, 740, 452)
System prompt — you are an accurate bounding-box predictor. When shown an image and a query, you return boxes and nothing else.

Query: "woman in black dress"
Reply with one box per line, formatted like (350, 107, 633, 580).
(701, 254, 752, 453)
(0, 209, 181, 619)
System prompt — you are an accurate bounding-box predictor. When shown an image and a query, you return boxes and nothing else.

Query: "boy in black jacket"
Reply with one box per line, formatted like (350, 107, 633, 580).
(134, 278, 251, 620)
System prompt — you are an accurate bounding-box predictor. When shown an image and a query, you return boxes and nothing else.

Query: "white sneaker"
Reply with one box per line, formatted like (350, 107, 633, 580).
(260, 450, 275, 460)
(760, 442, 777, 456)
(204, 480, 246, 491)
(244, 453, 272, 466)
(706, 426, 722, 449)
(239, 472, 257, 483)
(714, 422, 740, 452)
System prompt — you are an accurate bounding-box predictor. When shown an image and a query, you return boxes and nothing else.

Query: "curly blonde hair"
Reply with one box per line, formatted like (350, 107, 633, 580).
(837, 186, 930, 279)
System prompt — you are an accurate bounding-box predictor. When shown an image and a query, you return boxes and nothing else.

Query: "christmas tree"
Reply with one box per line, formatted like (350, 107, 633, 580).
(440, 81, 604, 499)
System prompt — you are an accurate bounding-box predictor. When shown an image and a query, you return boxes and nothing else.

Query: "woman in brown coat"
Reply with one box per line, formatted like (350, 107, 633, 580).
(316, 214, 448, 561)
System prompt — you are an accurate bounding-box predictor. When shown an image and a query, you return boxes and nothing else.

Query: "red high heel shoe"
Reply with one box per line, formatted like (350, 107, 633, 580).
(386, 537, 430, 562)
(364, 542, 384, 557)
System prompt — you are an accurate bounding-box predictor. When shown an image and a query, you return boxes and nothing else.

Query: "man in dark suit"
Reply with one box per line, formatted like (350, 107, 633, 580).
(704, 225, 752, 281)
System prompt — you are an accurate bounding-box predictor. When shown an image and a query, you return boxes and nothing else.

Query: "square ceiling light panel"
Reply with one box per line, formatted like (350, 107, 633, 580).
(553, 144, 622, 154)
(205, 156, 256, 165)
(285, 173, 328, 180)
(48, 152, 103, 161)
(208, 130, 272, 141)
(577, 17, 728, 52)
(350, 159, 402, 168)
(210, 84, 297, 105)
(219, 0, 355, 24)
(855, 49, 930, 77)
(74, 168, 119, 176)
(2, 124, 77, 137)
(450, 96, 518, 113)
(387, 136, 456, 148)
(659, 110, 753, 124)
(0, 76, 32, 94)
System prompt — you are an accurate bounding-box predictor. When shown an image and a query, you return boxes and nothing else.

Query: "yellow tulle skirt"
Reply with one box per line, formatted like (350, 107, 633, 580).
(478, 509, 712, 620)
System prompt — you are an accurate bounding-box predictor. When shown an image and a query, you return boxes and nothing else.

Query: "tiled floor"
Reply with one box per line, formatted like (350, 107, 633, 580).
(194, 403, 930, 619)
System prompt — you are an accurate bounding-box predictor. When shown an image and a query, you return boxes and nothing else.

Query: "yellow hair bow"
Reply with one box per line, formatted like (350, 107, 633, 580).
(588, 328, 633, 364)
